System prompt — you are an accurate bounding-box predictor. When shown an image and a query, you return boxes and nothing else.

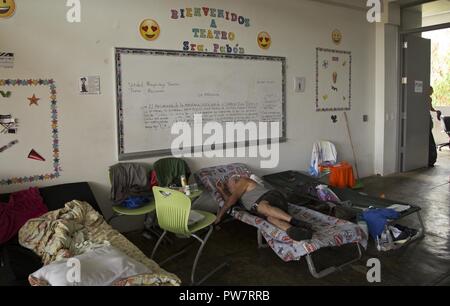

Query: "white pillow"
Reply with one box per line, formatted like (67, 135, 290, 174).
(30, 246, 151, 286)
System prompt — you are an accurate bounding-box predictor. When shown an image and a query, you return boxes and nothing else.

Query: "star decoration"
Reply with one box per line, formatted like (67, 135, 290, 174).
(28, 94, 40, 106)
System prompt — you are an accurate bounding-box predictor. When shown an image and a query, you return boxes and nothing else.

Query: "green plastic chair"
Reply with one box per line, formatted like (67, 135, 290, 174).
(108, 201, 156, 223)
(151, 186, 227, 285)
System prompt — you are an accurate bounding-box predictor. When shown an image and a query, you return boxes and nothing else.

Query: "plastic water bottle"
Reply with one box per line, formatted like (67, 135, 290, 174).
(180, 175, 187, 187)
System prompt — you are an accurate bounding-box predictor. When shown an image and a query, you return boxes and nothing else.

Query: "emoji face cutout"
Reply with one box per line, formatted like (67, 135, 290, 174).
(139, 19, 160, 41)
(257, 32, 271, 50)
(0, 0, 16, 18)
(332, 29, 342, 45)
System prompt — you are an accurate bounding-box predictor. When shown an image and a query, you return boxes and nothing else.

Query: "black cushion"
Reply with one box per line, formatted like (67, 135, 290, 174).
(38, 182, 101, 213)
(0, 182, 102, 286)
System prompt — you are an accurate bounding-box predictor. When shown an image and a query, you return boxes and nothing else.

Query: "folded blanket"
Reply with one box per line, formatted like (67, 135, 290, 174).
(0, 187, 48, 244)
(19, 200, 180, 286)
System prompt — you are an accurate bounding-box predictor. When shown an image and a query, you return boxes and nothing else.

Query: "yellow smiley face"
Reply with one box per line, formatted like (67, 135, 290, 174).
(139, 19, 160, 41)
(0, 0, 16, 18)
(332, 29, 342, 44)
(257, 32, 271, 50)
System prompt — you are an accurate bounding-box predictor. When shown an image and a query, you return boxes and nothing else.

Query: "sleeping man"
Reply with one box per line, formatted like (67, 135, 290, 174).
(215, 175, 314, 241)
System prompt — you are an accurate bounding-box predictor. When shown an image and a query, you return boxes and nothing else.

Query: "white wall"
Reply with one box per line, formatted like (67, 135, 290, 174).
(0, 0, 376, 231)
(373, 1, 401, 176)
(383, 24, 400, 174)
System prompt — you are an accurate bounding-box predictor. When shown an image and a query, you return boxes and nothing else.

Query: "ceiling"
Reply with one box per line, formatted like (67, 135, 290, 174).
(391, 0, 450, 16)
(306, 0, 450, 17)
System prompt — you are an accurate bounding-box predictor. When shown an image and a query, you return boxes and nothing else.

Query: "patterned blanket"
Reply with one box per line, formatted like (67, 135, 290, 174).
(18, 200, 180, 286)
(195, 163, 367, 262)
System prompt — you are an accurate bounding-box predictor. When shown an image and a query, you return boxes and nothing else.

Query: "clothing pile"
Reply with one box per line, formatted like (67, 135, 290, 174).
(361, 208, 418, 251)
(0, 188, 48, 244)
(109, 163, 152, 208)
(309, 141, 338, 177)
(376, 224, 418, 251)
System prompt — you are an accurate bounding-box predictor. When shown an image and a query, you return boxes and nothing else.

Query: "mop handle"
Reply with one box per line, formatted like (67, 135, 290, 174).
(343, 112, 360, 179)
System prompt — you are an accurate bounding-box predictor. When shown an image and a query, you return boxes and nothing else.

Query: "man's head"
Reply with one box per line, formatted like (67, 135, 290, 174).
(429, 86, 434, 96)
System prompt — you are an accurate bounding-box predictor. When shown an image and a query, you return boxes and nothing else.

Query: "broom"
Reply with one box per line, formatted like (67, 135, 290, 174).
(343, 112, 364, 189)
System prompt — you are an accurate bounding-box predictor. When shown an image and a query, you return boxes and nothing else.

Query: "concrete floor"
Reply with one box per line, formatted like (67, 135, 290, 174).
(126, 149, 450, 286)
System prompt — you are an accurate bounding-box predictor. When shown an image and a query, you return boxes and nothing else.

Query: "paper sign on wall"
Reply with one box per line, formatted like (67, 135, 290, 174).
(295, 77, 305, 93)
(79, 76, 101, 95)
(414, 80, 423, 93)
(0, 53, 14, 69)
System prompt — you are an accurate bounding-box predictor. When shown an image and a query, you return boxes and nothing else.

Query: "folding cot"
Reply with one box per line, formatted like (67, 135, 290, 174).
(194, 163, 368, 278)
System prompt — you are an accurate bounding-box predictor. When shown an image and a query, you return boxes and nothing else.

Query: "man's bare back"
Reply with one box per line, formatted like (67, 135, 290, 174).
(215, 175, 313, 241)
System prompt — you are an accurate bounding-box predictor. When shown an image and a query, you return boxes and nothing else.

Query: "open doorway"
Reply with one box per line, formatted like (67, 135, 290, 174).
(399, 0, 449, 172)
(423, 28, 450, 165)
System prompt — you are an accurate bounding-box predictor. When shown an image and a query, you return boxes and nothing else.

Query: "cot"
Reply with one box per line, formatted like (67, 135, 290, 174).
(194, 163, 367, 278)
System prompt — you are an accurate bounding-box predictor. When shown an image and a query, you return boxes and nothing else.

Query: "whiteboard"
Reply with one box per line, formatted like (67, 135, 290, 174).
(115, 48, 286, 160)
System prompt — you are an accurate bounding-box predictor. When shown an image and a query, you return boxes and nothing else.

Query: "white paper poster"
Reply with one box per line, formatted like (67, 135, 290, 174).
(79, 76, 101, 95)
(414, 80, 423, 93)
(0, 53, 14, 69)
(316, 48, 352, 111)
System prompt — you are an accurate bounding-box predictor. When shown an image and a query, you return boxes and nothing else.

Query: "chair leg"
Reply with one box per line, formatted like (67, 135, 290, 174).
(151, 230, 167, 259)
(190, 226, 228, 285)
(106, 213, 120, 224)
(191, 226, 213, 285)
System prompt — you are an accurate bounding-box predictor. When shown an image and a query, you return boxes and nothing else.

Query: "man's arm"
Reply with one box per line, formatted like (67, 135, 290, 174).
(215, 193, 240, 224)
(216, 181, 231, 201)
(215, 183, 247, 224)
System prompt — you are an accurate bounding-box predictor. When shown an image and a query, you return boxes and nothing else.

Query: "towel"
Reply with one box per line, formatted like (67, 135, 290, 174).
(309, 141, 337, 177)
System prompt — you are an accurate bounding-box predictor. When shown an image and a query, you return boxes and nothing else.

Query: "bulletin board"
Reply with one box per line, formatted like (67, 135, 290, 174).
(115, 48, 286, 160)
(316, 48, 352, 111)
(0, 79, 60, 186)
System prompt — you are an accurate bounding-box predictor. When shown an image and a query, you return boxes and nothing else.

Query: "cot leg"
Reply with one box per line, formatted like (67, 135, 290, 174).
(257, 229, 269, 249)
(417, 211, 425, 237)
(415, 211, 426, 240)
(256, 228, 269, 249)
(305, 243, 362, 279)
